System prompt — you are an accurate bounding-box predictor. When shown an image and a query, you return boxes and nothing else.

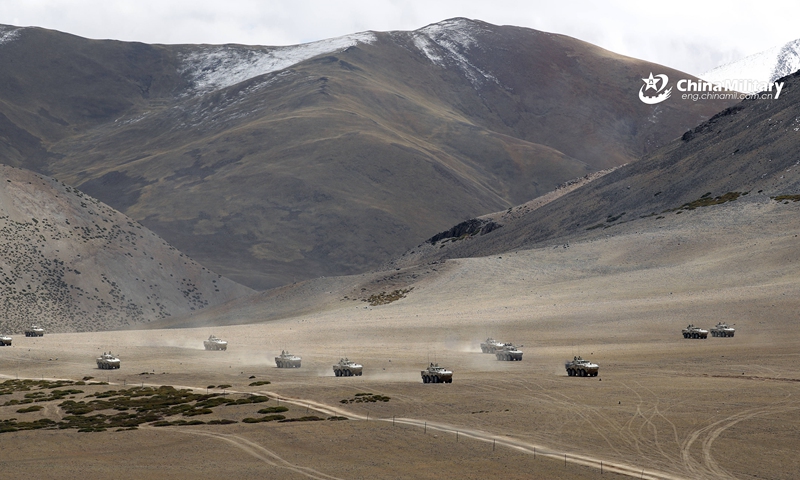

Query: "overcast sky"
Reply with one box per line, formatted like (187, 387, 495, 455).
(1, 0, 798, 75)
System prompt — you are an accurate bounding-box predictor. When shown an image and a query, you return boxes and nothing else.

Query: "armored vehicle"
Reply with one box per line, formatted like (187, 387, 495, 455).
(24, 325, 44, 337)
(682, 324, 709, 339)
(495, 344, 523, 361)
(480, 338, 509, 354)
(332, 358, 363, 377)
(275, 350, 301, 368)
(96, 352, 121, 369)
(565, 356, 599, 377)
(0, 334, 11, 346)
(203, 335, 228, 350)
(710, 322, 735, 337)
(421, 363, 453, 383)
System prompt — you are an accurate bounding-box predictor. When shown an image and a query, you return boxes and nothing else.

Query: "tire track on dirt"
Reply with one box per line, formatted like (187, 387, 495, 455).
(151, 428, 344, 480)
(255, 389, 688, 480)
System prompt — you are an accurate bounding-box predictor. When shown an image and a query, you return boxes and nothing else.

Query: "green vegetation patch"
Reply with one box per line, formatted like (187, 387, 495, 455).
(16, 405, 44, 413)
(242, 414, 286, 423)
(278, 415, 325, 423)
(257, 406, 289, 414)
(365, 288, 413, 306)
(340, 393, 390, 404)
(669, 192, 744, 212)
(772, 194, 800, 202)
(0, 379, 79, 396)
(0, 385, 259, 434)
(248, 380, 271, 386)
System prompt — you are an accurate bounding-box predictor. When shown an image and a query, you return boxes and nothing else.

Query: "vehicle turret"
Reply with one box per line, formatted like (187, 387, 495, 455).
(480, 338, 510, 354)
(495, 344, 523, 361)
(203, 335, 228, 350)
(710, 322, 735, 337)
(682, 324, 709, 339)
(332, 358, 363, 377)
(565, 356, 599, 377)
(275, 350, 302, 368)
(421, 363, 453, 383)
(96, 351, 121, 369)
(24, 325, 44, 337)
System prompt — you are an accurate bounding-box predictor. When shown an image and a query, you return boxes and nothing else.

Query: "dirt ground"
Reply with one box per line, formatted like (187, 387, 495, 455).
(1, 200, 799, 479)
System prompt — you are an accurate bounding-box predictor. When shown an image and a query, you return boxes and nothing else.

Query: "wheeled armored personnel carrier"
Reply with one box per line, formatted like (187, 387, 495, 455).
(332, 358, 363, 377)
(480, 338, 510, 354)
(275, 350, 302, 368)
(96, 352, 121, 369)
(682, 324, 709, 339)
(421, 363, 453, 383)
(203, 335, 228, 350)
(495, 344, 523, 361)
(565, 356, 599, 377)
(24, 325, 44, 337)
(0, 334, 11, 346)
(710, 322, 735, 337)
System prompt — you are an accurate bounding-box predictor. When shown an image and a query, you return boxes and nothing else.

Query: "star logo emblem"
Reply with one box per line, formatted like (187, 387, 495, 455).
(639, 73, 671, 105)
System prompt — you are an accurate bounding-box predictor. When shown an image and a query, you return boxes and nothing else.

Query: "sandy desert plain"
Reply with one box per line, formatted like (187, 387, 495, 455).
(1, 197, 800, 479)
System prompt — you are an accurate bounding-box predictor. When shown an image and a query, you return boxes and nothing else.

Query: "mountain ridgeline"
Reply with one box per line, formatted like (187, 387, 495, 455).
(0, 19, 734, 289)
(398, 69, 800, 266)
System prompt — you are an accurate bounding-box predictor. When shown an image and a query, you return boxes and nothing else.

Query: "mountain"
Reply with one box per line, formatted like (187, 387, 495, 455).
(701, 38, 800, 91)
(0, 164, 253, 333)
(0, 19, 734, 289)
(148, 68, 800, 330)
(394, 69, 800, 267)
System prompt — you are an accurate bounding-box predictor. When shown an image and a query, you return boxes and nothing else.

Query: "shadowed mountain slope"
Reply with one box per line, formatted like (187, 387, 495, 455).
(395, 69, 800, 267)
(0, 19, 733, 289)
(0, 164, 253, 333)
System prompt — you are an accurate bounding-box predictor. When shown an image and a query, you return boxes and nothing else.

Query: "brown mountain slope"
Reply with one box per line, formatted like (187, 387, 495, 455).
(396, 69, 800, 267)
(0, 19, 734, 289)
(0, 164, 253, 333)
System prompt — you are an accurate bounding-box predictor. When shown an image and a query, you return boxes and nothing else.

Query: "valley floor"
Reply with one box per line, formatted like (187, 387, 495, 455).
(1, 199, 799, 479)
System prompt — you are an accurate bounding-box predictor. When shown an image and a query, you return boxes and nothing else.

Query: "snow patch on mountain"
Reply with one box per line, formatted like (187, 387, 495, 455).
(701, 39, 800, 93)
(411, 18, 500, 88)
(179, 32, 376, 95)
(0, 26, 21, 45)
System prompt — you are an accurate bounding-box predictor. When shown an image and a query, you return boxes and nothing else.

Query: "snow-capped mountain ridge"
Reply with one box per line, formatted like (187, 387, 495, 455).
(409, 18, 500, 88)
(179, 32, 376, 95)
(701, 38, 800, 92)
(0, 25, 22, 45)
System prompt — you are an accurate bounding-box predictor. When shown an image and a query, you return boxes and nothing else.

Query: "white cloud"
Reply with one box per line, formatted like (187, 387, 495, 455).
(1, 0, 798, 74)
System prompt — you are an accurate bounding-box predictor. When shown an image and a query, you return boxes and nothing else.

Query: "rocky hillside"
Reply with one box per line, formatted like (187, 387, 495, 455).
(397, 69, 800, 266)
(0, 19, 734, 289)
(0, 165, 253, 333)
